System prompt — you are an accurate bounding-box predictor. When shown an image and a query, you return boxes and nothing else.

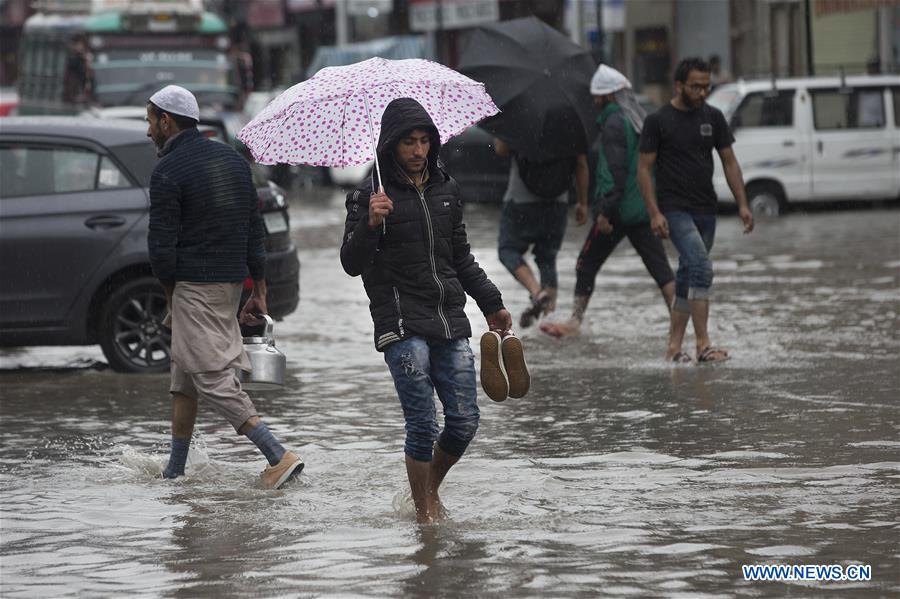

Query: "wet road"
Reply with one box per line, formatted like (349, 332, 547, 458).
(1, 190, 898, 597)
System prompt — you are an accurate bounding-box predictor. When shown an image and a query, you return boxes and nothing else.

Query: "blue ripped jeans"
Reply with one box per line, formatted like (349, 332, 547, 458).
(664, 211, 717, 313)
(383, 336, 480, 462)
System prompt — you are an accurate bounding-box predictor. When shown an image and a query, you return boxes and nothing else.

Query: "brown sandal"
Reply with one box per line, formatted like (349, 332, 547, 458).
(697, 346, 729, 363)
(671, 351, 694, 364)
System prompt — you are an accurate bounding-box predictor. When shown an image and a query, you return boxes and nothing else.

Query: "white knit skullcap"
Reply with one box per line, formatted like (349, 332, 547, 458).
(149, 85, 200, 120)
(590, 65, 631, 96)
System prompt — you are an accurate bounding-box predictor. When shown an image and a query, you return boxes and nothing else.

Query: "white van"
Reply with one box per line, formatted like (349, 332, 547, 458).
(708, 75, 900, 215)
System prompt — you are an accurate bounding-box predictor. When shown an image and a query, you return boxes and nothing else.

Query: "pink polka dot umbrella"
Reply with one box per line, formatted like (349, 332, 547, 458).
(238, 57, 500, 188)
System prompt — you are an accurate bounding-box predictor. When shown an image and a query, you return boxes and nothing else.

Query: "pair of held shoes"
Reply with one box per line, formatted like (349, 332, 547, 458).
(480, 330, 530, 402)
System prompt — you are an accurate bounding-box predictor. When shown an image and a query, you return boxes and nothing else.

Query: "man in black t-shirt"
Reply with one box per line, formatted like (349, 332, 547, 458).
(638, 57, 754, 364)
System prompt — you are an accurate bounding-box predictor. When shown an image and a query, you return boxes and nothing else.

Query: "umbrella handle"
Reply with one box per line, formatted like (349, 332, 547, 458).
(363, 93, 383, 194)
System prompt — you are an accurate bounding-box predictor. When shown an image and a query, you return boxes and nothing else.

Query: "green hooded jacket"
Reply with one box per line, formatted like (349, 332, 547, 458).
(594, 102, 649, 226)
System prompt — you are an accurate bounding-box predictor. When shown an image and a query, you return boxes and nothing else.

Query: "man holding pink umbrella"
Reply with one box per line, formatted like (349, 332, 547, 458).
(239, 60, 530, 518)
(341, 98, 525, 523)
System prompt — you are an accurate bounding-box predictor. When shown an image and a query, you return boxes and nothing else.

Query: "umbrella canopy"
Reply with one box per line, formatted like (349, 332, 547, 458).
(457, 16, 596, 162)
(237, 57, 498, 174)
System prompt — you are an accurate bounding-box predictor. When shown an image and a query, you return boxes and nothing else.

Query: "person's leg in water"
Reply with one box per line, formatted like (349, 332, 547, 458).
(163, 361, 198, 479)
(428, 338, 479, 520)
(511, 261, 553, 329)
(681, 214, 723, 360)
(404, 456, 432, 523)
(194, 369, 303, 488)
(384, 337, 442, 523)
(542, 218, 624, 338)
(426, 446, 459, 519)
(524, 202, 568, 327)
(403, 443, 465, 524)
(664, 212, 722, 361)
(511, 264, 543, 301)
(665, 217, 693, 361)
(163, 392, 197, 478)
(498, 201, 544, 326)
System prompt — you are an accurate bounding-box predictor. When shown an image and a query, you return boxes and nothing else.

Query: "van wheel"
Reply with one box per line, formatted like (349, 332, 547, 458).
(747, 182, 785, 217)
(98, 277, 170, 373)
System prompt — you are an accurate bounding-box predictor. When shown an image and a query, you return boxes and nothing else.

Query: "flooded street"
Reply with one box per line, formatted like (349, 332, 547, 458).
(1, 190, 898, 597)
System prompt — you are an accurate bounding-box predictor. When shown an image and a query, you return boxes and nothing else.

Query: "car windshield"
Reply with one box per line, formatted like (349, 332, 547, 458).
(92, 49, 239, 109)
(708, 88, 742, 119)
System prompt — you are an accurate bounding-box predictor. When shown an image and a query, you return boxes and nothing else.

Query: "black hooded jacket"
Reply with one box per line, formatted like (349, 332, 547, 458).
(341, 98, 504, 351)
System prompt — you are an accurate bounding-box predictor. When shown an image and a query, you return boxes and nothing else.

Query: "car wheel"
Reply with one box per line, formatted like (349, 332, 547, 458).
(99, 277, 170, 373)
(747, 183, 785, 217)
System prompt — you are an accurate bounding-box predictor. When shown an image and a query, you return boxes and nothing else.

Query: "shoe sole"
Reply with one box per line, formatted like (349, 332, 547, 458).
(480, 331, 508, 402)
(501, 335, 530, 398)
(271, 459, 305, 490)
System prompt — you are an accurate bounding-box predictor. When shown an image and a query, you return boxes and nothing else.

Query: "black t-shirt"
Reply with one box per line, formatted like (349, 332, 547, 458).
(639, 102, 733, 214)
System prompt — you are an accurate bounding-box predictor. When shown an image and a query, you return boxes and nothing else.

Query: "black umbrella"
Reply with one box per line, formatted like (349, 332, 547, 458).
(457, 16, 596, 162)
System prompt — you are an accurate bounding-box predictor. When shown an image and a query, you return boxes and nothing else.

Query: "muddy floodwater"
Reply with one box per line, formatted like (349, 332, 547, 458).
(1, 192, 898, 597)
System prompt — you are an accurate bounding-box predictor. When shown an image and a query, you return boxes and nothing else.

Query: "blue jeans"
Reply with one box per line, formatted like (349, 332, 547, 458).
(383, 336, 479, 462)
(664, 211, 716, 313)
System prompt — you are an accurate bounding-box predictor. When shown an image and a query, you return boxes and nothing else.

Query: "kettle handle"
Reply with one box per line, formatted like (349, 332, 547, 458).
(261, 314, 275, 344)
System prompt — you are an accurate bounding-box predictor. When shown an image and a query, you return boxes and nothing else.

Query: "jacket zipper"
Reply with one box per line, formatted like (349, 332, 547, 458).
(415, 184, 451, 338)
(392, 286, 405, 337)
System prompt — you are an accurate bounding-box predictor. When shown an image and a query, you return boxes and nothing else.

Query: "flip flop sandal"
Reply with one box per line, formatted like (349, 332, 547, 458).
(671, 351, 694, 364)
(519, 292, 551, 328)
(697, 346, 730, 363)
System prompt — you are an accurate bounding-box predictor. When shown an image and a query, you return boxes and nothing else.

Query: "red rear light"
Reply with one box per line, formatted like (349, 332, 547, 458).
(243, 277, 253, 290)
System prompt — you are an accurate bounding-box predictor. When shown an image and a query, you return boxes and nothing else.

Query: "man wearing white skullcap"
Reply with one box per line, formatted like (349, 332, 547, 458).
(146, 86, 304, 489)
(146, 85, 199, 153)
(149, 84, 200, 120)
(541, 65, 675, 340)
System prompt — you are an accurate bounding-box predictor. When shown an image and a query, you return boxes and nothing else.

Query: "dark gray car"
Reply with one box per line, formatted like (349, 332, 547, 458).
(0, 117, 299, 373)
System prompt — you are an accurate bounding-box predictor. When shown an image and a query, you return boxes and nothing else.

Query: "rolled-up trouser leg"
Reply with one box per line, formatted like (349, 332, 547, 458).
(665, 211, 716, 311)
(498, 202, 529, 276)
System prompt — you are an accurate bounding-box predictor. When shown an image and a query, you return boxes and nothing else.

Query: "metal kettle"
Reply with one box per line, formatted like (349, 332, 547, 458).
(236, 315, 286, 391)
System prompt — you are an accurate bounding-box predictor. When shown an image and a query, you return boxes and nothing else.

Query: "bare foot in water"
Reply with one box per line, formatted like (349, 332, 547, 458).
(426, 492, 448, 522)
(415, 500, 446, 524)
(540, 317, 581, 338)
